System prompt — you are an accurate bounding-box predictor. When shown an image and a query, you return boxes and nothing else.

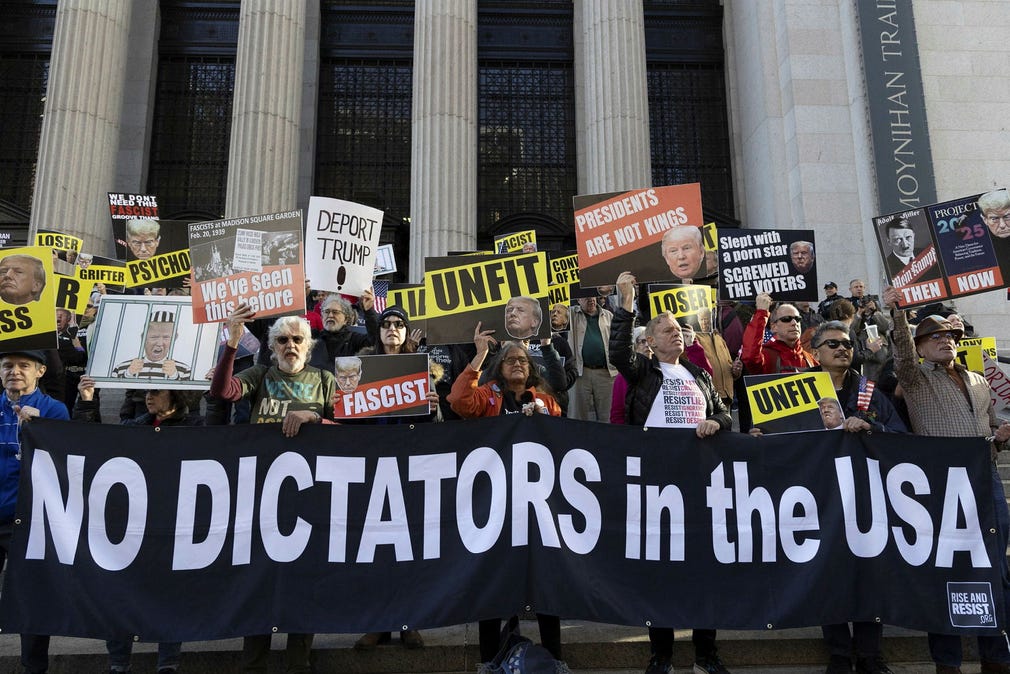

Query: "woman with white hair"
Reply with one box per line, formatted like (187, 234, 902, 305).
(610, 325, 651, 423)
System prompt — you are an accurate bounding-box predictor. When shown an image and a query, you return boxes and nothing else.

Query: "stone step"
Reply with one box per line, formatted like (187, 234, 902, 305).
(0, 623, 962, 673)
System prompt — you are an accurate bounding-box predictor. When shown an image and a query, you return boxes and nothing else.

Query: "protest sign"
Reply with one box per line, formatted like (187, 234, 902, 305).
(332, 353, 430, 419)
(188, 210, 305, 324)
(983, 352, 1010, 412)
(74, 254, 126, 293)
(874, 188, 1010, 307)
(546, 251, 580, 309)
(494, 229, 537, 253)
(387, 283, 427, 336)
(109, 207, 191, 288)
(54, 273, 96, 316)
(717, 228, 818, 302)
(85, 296, 217, 390)
(3, 416, 1004, 641)
(0, 246, 57, 350)
(647, 284, 712, 330)
(573, 184, 706, 287)
(305, 196, 383, 296)
(374, 243, 397, 276)
(108, 192, 159, 224)
(745, 371, 841, 433)
(956, 336, 997, 374)
(422, 253, 549, 345)
(35, 229, 82, 256)
(0, 231, 13, 248)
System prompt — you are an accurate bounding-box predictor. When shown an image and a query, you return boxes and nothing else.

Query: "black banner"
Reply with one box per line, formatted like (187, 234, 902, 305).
(1, 417, 1004, 642)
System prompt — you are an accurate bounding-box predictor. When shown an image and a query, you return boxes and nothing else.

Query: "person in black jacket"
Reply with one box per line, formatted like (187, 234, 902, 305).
(308, 291, 380, 373)
(608, 271, 732, 674)
(74, 375, 202, 673)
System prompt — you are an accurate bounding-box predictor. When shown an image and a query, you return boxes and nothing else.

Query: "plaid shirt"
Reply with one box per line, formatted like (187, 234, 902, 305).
(892, 310, 1003, 449)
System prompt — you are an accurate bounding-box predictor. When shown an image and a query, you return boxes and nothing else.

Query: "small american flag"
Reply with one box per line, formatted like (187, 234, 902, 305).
(372, 280, 389, 314)
(856, 377, 875, 412)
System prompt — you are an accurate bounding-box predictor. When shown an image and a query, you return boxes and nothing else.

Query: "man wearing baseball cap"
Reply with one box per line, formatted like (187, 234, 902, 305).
(0, 349, 70, 673)
(818, 281, 842, 320)
(884, 286, 1010, 674)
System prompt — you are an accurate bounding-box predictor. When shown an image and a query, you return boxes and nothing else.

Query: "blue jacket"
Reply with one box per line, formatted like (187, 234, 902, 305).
(0, 389, 70, 522)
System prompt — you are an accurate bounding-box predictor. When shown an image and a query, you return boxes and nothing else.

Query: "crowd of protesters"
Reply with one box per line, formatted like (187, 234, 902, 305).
(1, 262, 1008, 674)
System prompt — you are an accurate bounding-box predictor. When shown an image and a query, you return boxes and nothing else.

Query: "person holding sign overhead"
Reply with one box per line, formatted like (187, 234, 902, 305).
(741, 293, 816, 375)
(884, 286, 1010, 674)
(608, 271, 732, 674)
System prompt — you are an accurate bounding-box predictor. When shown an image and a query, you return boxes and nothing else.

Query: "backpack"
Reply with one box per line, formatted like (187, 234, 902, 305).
(478, 622, 571, 674)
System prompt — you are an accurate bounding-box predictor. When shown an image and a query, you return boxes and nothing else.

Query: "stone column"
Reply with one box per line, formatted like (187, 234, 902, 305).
(408, 0, 477, 282)
(29, 1, 133, 255)
(574, 0, 652, 193)
(225, 0, 306, 217)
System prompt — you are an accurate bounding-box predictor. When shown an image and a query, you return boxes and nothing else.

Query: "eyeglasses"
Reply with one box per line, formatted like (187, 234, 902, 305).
(322, 309, 343, 316)
(275, 335, 305, 345)
(776, 315, 801, 323)
(815, 339, 853, 350)
(502, 357, 529, 366)
(381, 320, 406, 330)
(927, 331, 958, 343)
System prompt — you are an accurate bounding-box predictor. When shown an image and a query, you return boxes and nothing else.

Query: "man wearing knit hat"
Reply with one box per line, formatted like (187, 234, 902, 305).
(113, 309, 191, 380)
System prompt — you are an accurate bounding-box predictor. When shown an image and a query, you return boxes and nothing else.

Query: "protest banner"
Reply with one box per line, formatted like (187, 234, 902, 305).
(109, 206, 191, 288)
(54, 273, 96, 316)
(956, 336, 997, 374)
(74, 254, 126, 293)
(573, 184, 706, 287)
(874, 188, 1010, 307)
(983, 352, 1010, 412)
(374, 243, 397, 277)
(388, 283, 426, 321)
(717, 228, 818, 302)
(108, 191, 159, 223)
(2, 416, 1004, 641)
(647, 284, 712, 331)
(85, 296, 217, 390)
(422, 253, 549, 345)
(548, 251, 579, 287)
(305, 196, 383, 296)
(745, 371, 841, 433)
(332, 353, 430, 419)
(188, 210, 305, 324)
(0, 246, 57, 350)
(494, 229, 537, 253)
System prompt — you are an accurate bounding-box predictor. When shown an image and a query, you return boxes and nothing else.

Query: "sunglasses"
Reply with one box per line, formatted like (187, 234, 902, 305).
(815, 339, 853, 350)
(927, 331, 959, 343)
(776, 315, 802, 324)
(275, 335, 305, 345)
(381, 320, 406, 330)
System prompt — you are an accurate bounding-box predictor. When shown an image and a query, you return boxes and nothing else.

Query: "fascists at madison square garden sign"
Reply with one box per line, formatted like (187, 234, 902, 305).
(873, 188, 1010, 308)
(1, 417, 1007, 641)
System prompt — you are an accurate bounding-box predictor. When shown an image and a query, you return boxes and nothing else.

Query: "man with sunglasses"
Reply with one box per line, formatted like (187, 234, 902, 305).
(801, 320, 907, 674)
(741, 292, 816, 375)
(883, 286, 1010, 674)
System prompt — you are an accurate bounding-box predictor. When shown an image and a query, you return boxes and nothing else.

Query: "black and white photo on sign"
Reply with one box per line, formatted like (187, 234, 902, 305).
(85, 296, 218, 390)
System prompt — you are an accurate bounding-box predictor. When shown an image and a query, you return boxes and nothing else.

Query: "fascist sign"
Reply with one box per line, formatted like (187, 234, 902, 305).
(494, 229, 537, 254)
(332, 353, 430, 419)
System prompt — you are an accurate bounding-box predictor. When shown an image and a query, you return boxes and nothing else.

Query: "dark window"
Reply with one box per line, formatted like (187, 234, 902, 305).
(645, 0, 734, 217)
(477, 62, 576, 239)
(648, 63, 734, 215)
(0, 54, 49, 212)
(315, 59, 412, 221)
(147, 57, 235, 218)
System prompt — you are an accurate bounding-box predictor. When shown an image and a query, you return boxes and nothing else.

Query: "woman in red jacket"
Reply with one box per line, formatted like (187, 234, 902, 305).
(446, 322, 562, 666)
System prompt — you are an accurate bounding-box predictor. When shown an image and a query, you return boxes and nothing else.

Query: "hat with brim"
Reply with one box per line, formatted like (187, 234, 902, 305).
(0, 350, 47, 365)
(913, 315, 963, 343)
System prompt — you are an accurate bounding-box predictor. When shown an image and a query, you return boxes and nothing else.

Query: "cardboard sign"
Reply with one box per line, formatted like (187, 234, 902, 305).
(54, 273, 96, 316)
(74, 254, 126, 293)
(374, 243, 397, 276)
(85, 296, 217, 390)
(717, 228, 818, 302)
(422, 253, 549, 345)
(573, 183, 706, 287)
(188, 210, 306, 324)
(874, 188, 1010, 307)
(494, 229, 537, 254)
(305, 196, 383, 296)
(0, 246, 57, 350)
(956, 336, 997, 374)
(647, 284, 712, 330)
(745, 371, 841, 434)
(332, 353, 430, 419)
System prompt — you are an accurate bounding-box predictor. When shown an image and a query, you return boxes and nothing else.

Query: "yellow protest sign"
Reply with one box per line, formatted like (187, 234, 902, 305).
(0, 246, 57, 349)
(548, 252, 580, 287)
(746, 371, 838, 430)
(648, 284, 711, 321)
(423, 252, 548, 318)
(494, 229, 537, 253)
(957, 336, 997, 373)
(127, 249, 192, 287)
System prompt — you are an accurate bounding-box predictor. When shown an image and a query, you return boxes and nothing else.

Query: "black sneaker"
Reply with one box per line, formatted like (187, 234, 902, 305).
(694, 653, 730, 674)
(856, 657, 893, 674)
(826, 654, 853, 673)
(645, 654, 672, 674)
